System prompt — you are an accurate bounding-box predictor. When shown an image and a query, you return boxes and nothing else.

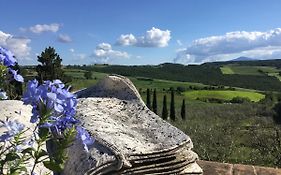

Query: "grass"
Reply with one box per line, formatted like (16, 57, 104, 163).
(130, 77, 206, 91)
(183, 90, 265, 102)
(64, 69, 108, 91)
(220, 66, 234, 74)
(268, 72, 281, 81)
(220, 65, 280, 76)
(170, 102, 281, 167)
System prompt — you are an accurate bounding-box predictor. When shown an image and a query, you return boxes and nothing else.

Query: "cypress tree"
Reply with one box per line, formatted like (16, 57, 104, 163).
(146, 88, 151, 109)
(152, 88, 157, 114)
(162, 95, 168, 120)
(170, 88, 176, 121)
(181, 99, 186, 120)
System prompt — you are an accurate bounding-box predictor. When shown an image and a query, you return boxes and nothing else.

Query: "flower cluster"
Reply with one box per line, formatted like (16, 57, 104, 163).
(22, 79, 93, 149)
(0, 47, 94, 174)
(0, 46, 24, 83)
(0, 119, 25, 142)
(23, 79, 77, 128)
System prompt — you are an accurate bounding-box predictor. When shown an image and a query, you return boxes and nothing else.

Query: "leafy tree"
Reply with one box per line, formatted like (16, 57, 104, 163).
(36, 47, 64, 83)
(84, 71, 92, 79)
(146, 88, 151, 109)
(162, 95, 168, 120)
(181, 99, 186, 120)
(152, 89, 157, 114)
(170, 88, 176, 121)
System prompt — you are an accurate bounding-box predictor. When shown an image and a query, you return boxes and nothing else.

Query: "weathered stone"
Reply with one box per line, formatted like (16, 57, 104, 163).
(64, 75, 203, 175)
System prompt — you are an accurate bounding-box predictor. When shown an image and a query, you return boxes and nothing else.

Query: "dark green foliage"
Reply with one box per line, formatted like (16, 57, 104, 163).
(230, 97, 251, 103)
(152, 89, 157, 114)
(62, 74, 72, 83)
(146, 88, 151, 109)
(176, 86, 186, 92)
(170, 88, 176, 121)
(181, 99, 186, 120)
(196, 97, 227, 103)
(36, 47, 64, 83)
(84, 71, 92, 79)
(162, 95, 168, 120)
(78, 62, 281, 91)
(273, 101, 281, 125)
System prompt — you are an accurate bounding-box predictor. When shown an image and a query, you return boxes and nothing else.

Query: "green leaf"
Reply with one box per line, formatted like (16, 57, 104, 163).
(22, 147, 35, 157)
(43, 160, 64, 172)
(39, 127, 50, 139)
(5, 152, 20, 161)
(37, 149, 48, 158)
(12, 166, 27, 174)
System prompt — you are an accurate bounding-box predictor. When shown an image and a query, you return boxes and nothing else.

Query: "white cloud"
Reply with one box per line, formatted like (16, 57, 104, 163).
(116, 27, 171, 47)
(29, 23, 60, 34)
(0, 31, 31, 59)
(93, 43, 129, 63)
(116, 34, 137, 46)
(69, 48, 75, 53)
(175, 28, 281, 64)
(57, 34, 72, 43)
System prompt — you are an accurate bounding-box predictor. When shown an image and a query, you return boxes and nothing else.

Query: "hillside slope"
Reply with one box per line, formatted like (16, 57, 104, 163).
(68, 60, 281, 91)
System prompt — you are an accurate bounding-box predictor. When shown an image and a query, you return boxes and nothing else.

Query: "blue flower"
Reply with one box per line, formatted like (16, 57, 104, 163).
(0, 91, 8, 100)
(22, 79, 41, 106)
(0, 46, 16, 67)
(9, 68, 24, 82)
(0, 46, 24, 83)
(76, 126, 94, 152)
(23, 79, 78, 134)
(0, 119, 25, 142)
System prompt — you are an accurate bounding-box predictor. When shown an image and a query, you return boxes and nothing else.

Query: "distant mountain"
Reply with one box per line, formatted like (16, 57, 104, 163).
(229, 56, 257, 62)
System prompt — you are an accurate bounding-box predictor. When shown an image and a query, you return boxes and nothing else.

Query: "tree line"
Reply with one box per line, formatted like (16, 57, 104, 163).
(146, 88, 186, 121)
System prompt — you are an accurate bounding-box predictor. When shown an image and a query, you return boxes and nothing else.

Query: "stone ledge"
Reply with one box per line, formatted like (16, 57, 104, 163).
(198, 160, 281, 175)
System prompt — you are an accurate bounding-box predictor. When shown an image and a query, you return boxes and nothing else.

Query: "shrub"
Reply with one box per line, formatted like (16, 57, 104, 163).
(230, 97, 251, 103)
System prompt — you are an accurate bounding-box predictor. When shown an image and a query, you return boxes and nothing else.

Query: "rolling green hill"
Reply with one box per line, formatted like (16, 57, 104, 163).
(220, 65, 281, 81)
(67, 60, 281, 92)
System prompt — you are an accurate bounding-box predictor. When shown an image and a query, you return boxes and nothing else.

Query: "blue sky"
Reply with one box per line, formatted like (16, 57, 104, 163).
(1, 0, 281, 65)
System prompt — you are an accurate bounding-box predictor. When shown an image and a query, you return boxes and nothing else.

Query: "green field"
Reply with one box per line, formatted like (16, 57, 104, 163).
(64, 69, 108, 90)
(220, 66, 235, 74)
(130, 77, 206, 90)
(183, 90, 265, 102)
(268, 72, 281, 81)
(220, 65, 280, 76)
(220, 65, 281, 82)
